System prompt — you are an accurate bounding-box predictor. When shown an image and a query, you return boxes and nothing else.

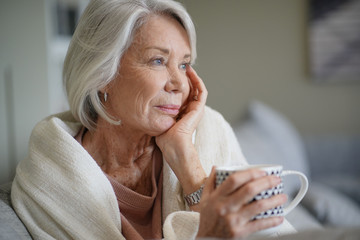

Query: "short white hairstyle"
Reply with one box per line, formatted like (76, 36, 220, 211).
(63, 0, 197, 130)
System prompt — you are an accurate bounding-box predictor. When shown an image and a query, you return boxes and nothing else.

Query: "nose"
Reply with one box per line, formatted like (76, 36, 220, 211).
(164, 67, 188, 93)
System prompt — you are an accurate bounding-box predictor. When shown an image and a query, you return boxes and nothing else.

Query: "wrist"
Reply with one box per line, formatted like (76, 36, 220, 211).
(164, 145, 207, 195)
(184, 182, 205, 206)
(179, 161, 207, 197)
(182, 171, 207, 194)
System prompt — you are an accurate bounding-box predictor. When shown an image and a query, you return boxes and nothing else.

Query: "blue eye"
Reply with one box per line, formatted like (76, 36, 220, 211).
(152, 58, 164, 66)
(180, 63, 188, 70)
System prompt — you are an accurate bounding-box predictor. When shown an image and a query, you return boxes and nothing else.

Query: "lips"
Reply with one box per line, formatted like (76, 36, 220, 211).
(155, 104, 181, 115)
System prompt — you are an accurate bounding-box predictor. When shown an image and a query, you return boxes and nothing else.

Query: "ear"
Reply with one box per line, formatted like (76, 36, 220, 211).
(99, 79, 116, 95)
(99, 84, 110, 95)
(98, 84, 111, 102)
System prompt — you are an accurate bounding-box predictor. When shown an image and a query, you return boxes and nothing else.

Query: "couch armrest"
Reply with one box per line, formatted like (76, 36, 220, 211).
(0, 182, 33, 239)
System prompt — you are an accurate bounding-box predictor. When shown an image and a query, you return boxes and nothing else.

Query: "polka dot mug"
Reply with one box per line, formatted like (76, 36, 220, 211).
(216, 164, 308, 219)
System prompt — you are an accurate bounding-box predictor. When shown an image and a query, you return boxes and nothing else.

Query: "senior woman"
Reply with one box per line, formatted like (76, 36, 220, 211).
(11, 0, 295, 239)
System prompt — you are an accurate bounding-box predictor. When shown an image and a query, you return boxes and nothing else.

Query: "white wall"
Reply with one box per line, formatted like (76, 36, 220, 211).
(0, 0, 50, 183)
(180, 0, 360, 135)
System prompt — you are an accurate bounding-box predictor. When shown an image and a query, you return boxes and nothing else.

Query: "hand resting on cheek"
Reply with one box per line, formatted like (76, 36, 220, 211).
(155, 65, 208, 201)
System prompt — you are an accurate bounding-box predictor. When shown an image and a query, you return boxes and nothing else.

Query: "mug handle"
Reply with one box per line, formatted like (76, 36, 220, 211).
(282, 170, 309, 215)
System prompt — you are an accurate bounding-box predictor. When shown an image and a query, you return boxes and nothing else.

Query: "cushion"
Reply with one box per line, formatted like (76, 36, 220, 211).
(315, 174, 360, 206)
(302, 182, 360, 227)
(0, 182, 32, 239)
(304, 135, 360, 180)
(233, 101, 309, 196)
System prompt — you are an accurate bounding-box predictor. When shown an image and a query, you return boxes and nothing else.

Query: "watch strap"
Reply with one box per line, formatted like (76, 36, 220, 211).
(183, 184, 204, 206)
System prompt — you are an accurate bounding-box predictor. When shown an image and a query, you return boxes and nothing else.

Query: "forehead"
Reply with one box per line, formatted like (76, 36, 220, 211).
(132, 14, 191, 51)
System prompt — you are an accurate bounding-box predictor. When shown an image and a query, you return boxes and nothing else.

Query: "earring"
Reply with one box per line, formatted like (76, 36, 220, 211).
(104, 92, 108, 102)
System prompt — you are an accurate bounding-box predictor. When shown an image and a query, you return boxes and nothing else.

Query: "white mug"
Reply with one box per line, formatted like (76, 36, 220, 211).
(216, 164, 308, 219)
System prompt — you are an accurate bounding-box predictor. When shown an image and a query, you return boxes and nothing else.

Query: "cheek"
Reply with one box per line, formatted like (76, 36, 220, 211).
(132, 73, 166, 111)
(141, 75, 166, 101)
(130, 68, 161, 94)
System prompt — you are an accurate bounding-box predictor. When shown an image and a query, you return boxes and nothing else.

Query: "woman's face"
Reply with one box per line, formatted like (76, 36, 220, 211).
(105, 15, 191, 136)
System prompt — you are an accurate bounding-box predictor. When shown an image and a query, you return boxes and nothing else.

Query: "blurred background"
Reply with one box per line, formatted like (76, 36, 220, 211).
(179, 0, 360, 133)
(0, 0, 360, 228)
(1, 0, 359, 179)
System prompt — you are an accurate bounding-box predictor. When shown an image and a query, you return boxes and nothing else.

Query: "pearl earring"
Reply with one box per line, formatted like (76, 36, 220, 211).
(104, 92, 108, 102)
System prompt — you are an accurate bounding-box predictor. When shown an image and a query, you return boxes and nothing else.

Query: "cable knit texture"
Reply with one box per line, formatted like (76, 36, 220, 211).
(11, 106, 295, 239)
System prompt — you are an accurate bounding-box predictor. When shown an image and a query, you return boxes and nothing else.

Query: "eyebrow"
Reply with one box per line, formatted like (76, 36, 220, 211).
(145, 46, 191, 59)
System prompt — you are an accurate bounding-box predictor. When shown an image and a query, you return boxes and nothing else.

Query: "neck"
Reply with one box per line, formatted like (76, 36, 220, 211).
(82, 119, 156, 173)
(82, 119, 160, 196)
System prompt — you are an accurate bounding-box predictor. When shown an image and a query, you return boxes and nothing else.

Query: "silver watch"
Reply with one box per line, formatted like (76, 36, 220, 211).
(183, 184, 204, 206)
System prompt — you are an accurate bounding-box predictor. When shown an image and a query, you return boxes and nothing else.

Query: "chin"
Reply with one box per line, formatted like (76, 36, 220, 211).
(153, 118, 176, 135)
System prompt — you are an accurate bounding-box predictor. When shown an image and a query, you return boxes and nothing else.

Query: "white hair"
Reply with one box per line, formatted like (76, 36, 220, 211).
(63, 0, 197, 130)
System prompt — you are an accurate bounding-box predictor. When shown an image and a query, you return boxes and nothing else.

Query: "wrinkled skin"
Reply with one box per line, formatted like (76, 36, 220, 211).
(197, 167, 286, 239)
(83, 14, 286, 239)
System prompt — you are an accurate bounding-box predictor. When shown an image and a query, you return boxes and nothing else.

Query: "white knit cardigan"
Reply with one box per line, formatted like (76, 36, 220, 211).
(11, 106, 295, 240)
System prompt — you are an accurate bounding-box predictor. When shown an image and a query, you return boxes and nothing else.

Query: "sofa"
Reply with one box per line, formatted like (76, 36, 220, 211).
(1, 101, 360, 239)
(233, 100, 360, 230)
(0, 182, 32, 239)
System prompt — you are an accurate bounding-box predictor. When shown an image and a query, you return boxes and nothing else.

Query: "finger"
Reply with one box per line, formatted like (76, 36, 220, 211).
(175, 67, 207, 125)
(241, 194, 287, 220)
(242, 216, 284, 236)
(216, 169, 266, 196)
(178, 66, 203, 116)
(202, 166, 216, 199)
(231, 175, 282, 206)
(186, 65, 207, 104)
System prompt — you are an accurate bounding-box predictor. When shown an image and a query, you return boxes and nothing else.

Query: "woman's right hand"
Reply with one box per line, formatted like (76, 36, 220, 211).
(196, 167, 287, 239)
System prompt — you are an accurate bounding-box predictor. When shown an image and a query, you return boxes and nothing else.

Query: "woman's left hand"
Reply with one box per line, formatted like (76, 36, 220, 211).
(155, 65, 208, 199)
